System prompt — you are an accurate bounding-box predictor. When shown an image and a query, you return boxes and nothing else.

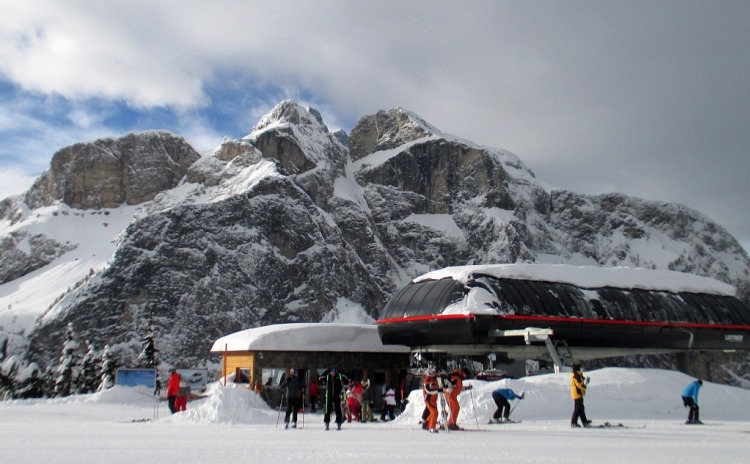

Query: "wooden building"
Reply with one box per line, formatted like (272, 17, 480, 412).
(210, 323, 410, 409)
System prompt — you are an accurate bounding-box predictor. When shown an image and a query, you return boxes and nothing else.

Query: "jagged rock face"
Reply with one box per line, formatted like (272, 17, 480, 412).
(24, 132, 200, 209)
(348, 109, 433, 161)
(356, 140, 517, 214)
(8, 100, 750, 384)
(186, 140, 263, 187)
(27, 177, 389, 367)
(548, 191, 750, 302)
(0, 232, 76, 285)
(248, 101, 348, 208)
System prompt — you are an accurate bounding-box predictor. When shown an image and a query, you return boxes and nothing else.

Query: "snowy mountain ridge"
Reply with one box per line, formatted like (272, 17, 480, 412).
(1, 99, 749, 381)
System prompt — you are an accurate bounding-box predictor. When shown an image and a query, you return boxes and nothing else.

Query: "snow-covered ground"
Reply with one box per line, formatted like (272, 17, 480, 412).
(1, 367, 748, 463)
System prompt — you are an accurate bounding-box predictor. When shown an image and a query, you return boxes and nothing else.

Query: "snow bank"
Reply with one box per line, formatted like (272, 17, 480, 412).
(394, 368, 750, 424)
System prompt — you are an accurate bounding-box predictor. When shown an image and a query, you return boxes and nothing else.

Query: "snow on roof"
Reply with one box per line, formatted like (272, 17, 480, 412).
(210, 323, 410, 353)
(414, 264, 736, 296)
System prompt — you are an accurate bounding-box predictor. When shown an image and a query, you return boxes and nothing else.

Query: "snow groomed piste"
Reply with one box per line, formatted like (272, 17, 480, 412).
(377, 264, 750, 360)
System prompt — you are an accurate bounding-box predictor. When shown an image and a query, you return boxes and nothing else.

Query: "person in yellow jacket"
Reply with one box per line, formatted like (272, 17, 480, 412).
(570, 363, 592, 428)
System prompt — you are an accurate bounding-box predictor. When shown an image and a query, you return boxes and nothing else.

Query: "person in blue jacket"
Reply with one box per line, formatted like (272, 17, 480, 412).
(681, 379, 703, 424)
(490, 388, 524, 423)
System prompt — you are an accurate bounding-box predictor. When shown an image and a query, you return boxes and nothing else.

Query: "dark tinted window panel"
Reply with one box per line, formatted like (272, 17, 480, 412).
(596, 288, 628, 321)
(726, 297, 750, 324)
(513, 281, 548, 316)
(551, 285, 590, 319)
(538, 285, 565, 316)
(682, 293, 719, 324)
(379, 278, 465, 319)
(491, 280, 527, 315)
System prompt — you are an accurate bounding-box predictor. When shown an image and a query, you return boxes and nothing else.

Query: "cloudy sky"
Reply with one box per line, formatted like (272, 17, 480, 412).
(1, 1, 748, 253)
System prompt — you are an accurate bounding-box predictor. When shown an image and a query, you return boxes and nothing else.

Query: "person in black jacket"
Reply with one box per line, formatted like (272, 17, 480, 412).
(319, 367, 349, 430)
(283, 368, 305, 428)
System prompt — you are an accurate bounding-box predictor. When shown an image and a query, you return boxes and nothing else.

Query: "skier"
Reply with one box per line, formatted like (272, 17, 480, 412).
(490, 388, 524, 423)
(175, 376, 191, 412)
(352, 378, 364, 420)
(345, 385, 359, 422)
(320, 367, 349, 430)
(166, 369, 181, 414)
(570, 363, 592, 428)
(422, 368, 442, 433)
(381, 385, 397, 421)
(283, 368, 305, 429)
(681, 379, 703, 424)
(308, 377, 318, 413)
(446, 368, 473, 430)
(360, 378, 374, 422)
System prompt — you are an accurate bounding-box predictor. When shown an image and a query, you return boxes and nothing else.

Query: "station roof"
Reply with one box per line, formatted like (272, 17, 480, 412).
(211, 323, 410, 354)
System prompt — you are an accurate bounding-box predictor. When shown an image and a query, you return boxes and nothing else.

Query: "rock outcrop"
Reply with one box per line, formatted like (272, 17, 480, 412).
(24, 131, 200, 209)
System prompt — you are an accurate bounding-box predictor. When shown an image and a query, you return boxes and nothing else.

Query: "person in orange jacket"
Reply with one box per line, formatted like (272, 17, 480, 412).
(446, 368, 472, 430)
(166, 369, 181, 414)
(422, 368, 442, 433)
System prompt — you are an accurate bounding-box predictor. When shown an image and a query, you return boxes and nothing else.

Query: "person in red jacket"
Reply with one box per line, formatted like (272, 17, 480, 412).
(166, 369, 181, 414)
(446, 368, 472, 430)
(309, 377, 319, 413)
(175, 377, 191, 412)
(422, 368, 442, 433)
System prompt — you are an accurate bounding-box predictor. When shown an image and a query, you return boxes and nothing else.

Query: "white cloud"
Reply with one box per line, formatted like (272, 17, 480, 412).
(0, 165, 36, 198)
(0, 1, 748, 250)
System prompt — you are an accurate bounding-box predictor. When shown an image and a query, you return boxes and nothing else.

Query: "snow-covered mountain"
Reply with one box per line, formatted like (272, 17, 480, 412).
(1, 100, 749, 377)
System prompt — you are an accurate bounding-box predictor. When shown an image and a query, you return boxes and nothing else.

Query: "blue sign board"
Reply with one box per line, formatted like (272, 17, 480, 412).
(178, 369, 209, 392)
(116, 368, 157, 389)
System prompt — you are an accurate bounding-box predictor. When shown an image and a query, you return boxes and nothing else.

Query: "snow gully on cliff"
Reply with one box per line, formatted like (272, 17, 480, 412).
(376, 264, 750, 363)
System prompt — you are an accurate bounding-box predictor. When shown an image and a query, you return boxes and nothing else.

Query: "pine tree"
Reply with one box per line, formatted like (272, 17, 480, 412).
(77, 341, 100, 394)
(137, 315, 159, 370)
(54, 323, 81, 397)
(99, 344, 118, 391)
(16, 362, 47, 399)
(0, 355, 20, 400)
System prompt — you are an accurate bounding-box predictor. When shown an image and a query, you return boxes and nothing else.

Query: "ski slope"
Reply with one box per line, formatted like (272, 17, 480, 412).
(1, 367, 748, 463)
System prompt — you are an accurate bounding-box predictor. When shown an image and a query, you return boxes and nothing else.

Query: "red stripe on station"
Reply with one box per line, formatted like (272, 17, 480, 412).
(377, 313, 750, 331)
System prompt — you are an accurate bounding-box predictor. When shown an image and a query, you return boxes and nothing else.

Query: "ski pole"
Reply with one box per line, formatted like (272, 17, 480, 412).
(468, 387, 480, 430)
(276, 389, 286, 428)
(508, 390, 524, 419)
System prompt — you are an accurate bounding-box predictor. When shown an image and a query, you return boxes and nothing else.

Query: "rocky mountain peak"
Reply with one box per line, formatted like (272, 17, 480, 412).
(23, 131, 200, 210)
(348, 107, 438, 161)
(242, 101, 347, 202)
(250, 100, 328, 135)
